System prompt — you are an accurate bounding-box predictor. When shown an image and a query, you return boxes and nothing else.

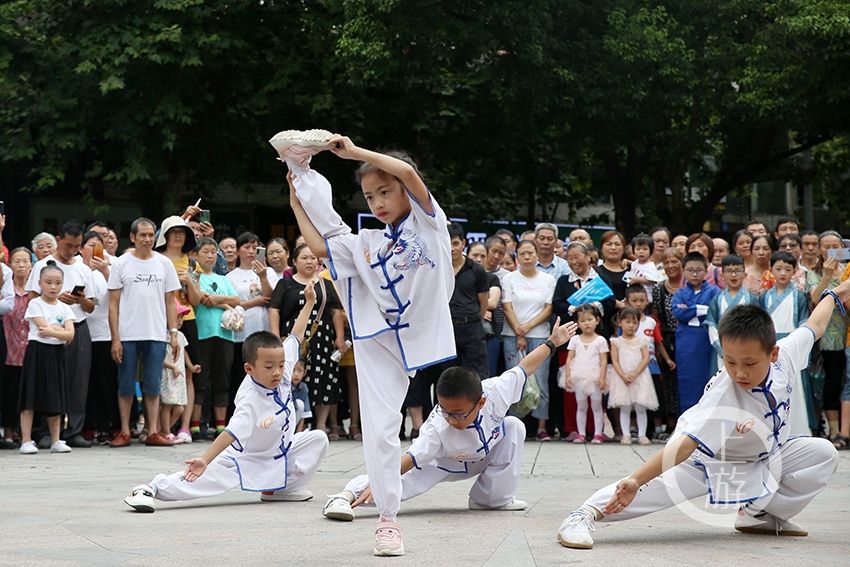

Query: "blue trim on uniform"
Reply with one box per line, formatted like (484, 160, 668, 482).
(325, 238, 339, 281)
(339, 205, 452, 372)
(684, 432, 716, 459)
(436, 461, 470, 474)
(513, 366, 529, 401)
(406, 188, 437, 219)
(692, 459, 772, 505)
(228, 455, 288, 493)
(406, 451, 421, 471)
(751, 378, 786, 459)
(224, 428, 244, 452)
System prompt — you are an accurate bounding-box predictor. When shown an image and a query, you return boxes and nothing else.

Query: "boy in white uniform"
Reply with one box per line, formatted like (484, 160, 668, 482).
(557, 280, 849, 550)
(124, 283, 328, 512)
(281, 132, 455, 556)
(322, 318, 578, 521)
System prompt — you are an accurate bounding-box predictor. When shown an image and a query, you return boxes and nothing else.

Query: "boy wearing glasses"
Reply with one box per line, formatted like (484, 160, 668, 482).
(672, 253, 720, 413)
(322, 318, 578, 521)
(706, 255, 758, 373)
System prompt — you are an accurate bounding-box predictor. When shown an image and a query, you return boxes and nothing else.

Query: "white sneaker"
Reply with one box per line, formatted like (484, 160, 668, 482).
(468, 497, 528, 511)
(260, 489, 313, 502)
(557, 506, 598, 549)
(323, 495, 355, 521)
(124, 484, 156, 513)
(373, 521, 405, 557)
(268, 129, 333, 167)
(734, 506, 808, 536)
(50, 440, 71, 453)
(20, 441, 38, 455)
(175, 431, 192, 444)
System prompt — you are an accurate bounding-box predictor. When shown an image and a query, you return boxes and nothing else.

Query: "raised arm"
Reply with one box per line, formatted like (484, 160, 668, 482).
(327, 135, 431, 214)
(288, 171, 329, 258)
(290, 281, 317, 343)
(805, 278, 850, 341)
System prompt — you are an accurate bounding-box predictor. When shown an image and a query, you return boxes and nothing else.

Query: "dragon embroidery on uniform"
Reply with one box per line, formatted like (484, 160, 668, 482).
(391, 231, 435, 271)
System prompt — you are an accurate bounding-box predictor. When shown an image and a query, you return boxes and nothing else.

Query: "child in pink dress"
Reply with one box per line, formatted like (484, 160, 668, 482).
(607, 307, 658, 445)
(561, 304, 609, 444)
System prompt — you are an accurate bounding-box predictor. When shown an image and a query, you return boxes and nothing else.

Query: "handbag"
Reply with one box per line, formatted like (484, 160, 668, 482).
(300, 277, 328, 360)
(509, 350, 541, 417)
(220, 305, 245, 333)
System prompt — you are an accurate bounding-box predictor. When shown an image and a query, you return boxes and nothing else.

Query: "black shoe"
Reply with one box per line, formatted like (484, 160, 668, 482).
(65, 434, 93, 448)
(0, 438, 19, 450)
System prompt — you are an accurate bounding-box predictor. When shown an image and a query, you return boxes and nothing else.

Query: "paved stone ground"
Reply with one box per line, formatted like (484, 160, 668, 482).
(1, 438, 848, 566)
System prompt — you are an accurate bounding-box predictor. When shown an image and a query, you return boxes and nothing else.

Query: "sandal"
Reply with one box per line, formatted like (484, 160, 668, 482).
(327, 426, 340, 442)
(349, 424, 362, 441)
(831, 434, 850, 450)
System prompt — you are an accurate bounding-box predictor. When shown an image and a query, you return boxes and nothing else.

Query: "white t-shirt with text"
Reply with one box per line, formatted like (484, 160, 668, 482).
(107, 252, 181, 342)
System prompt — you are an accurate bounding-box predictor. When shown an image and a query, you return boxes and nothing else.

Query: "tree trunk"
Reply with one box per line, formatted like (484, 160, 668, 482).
(604, 147, 640, 237)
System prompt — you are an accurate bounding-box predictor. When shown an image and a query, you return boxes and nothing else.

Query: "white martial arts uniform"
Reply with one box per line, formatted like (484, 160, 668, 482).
(150, 336, 328, 501)
(583, 326, 839, 521)
(290, 160, 456, 520)
(345, 367, 527, 508)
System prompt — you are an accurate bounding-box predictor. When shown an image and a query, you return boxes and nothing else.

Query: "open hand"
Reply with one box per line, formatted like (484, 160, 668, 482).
(603, 477, 639, 515)
(823, 256, 838, 280)
(352, 486, 373, 508)
(549, 317, 578, 347)
(183, 457, 208, 482)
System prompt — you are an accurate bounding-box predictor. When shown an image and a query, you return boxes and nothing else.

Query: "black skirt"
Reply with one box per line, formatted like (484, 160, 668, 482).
(19, 341, 67, 415)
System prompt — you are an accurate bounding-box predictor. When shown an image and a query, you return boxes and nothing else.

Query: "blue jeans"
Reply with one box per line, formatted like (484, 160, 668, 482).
(502, 335, 549, 420)
(117, 340, 167, 397)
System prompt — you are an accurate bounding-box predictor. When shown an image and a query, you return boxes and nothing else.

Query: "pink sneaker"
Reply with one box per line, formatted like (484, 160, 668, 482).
(373, 520, 405, 556)
(591, 434, 604, 444)
(572, 435, 586, 444)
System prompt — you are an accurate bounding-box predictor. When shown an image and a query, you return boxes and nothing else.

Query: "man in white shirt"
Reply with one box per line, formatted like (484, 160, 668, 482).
(534, 223, 571, 281)
(107, 218, 181, 448)
(26, 221, 95, 448)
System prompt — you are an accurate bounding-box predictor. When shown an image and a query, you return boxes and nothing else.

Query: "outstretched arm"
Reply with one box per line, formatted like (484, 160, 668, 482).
(327, 135, 431, 214)
(602, 435, 699, 516)
(183, 430, 236, 482)
(517, 317, 578, 377)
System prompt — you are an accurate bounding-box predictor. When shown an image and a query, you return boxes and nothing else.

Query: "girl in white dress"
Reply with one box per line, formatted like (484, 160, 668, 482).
(607, 307, 658, 445)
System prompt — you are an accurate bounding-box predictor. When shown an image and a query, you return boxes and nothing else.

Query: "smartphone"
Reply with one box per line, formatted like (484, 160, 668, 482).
(827, 248, 850, 261)
(71, 285, 86, 296)
(257, 247, 266, 264)
(0, 200, 4, 214)
(199, 209, 211, 223)
(93, 241, 104, 259)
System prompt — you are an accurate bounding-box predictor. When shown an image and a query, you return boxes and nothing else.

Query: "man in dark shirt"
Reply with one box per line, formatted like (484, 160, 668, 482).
(446, 223, 490, 379)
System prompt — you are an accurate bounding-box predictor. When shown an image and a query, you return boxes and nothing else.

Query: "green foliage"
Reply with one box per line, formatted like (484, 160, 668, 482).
(2, 0, 850, 232)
